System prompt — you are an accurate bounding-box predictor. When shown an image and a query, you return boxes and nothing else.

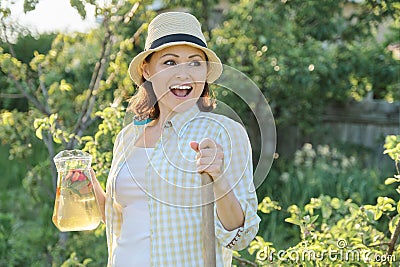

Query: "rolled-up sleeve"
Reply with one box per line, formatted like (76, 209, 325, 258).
(214, 118, 261, 251)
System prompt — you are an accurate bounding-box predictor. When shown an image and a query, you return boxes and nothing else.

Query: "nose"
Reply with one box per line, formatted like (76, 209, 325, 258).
(175, 63, 190, 80)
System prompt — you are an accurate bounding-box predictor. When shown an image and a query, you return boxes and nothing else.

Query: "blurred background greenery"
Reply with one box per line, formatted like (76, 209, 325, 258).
(0, 0, 399, 266)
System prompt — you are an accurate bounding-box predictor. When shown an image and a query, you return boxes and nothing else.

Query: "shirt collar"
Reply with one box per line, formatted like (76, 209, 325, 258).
(132, 105, 202, 137)
(168, 105, 201, 137)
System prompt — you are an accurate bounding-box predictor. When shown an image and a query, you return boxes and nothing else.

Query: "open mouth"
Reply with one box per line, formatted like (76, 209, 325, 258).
(169, 84, 193, 98)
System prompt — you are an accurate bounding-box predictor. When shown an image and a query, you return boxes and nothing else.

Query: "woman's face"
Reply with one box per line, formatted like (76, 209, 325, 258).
(142, 44, 208, 115)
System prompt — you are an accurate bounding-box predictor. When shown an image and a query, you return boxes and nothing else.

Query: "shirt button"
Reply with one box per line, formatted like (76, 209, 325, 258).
(164, 120, 172, 128)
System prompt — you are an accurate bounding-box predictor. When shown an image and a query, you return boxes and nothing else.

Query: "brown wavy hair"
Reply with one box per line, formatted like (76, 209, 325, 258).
(127, 54, 216, 121)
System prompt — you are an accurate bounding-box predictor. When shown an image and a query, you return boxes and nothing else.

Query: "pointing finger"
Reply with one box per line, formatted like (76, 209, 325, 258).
(189, 141, 199, 152)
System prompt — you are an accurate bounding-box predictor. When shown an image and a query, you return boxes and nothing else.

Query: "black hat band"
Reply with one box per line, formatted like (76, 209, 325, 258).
(149, 33, 207, 50)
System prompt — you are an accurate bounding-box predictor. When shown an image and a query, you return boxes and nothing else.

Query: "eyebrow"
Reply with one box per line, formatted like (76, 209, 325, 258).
(189, 54, 204, 59)
(160, 53, 205, 59)
(160, 53, 179, 58)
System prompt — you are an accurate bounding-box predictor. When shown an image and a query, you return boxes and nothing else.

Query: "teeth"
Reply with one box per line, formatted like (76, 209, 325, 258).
(170, 85, 192, 90)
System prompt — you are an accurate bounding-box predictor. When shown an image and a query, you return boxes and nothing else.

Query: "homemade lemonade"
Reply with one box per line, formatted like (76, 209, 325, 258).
(52, 150, 101, 232)
(52, 170, 101, 231)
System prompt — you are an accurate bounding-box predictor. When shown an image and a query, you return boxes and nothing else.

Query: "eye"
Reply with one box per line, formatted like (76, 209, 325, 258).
(188, 60, 202, 67)
(164, 60, 176, 66)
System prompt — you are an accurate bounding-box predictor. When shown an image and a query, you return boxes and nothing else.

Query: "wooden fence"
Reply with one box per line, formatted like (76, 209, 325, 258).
(277, 100, 400, 167)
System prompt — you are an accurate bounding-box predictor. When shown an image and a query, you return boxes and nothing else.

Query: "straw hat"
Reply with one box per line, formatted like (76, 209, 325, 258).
(128, 12, 222, 86)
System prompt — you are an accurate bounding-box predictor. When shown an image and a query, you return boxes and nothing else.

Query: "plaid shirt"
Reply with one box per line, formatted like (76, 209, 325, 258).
(105, 105, 260, 267)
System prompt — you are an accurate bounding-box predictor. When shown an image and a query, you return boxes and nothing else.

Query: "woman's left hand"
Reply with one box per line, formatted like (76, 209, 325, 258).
(190, 138, 224, 180)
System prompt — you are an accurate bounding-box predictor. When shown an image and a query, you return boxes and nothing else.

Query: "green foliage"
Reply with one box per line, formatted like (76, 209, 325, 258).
(0, 110, 37, 159)
(0, 33, 57, 63)
(0, 31, 56, 111)
(0, 1, 153, 266)
(258, 196, 281, 215)
(69, 0, 89, 19)
(161, 0, 219, 34)
(0, 160, 107, 266)
(243, 136, 400, 266)
(249, 195, 399, 266)
(253, 143, 389, 252)
(259, 143, 387, 210)
(1, 1, 399, 266)
(81, 106, 125, 184)
(23, 0, 39, 12)
(0, 188, 57, 266)
(384, 135, 400, 162)
(384, 135, 400, 198)
(211, 0, 400, 133)
(47, 227, 107, 267)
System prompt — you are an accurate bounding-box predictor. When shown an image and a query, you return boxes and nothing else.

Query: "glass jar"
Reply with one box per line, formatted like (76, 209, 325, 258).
(52, 150, 101, 231)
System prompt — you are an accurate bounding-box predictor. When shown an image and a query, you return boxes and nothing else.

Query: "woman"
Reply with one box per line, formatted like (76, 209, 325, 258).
(92, 12, 260, 267)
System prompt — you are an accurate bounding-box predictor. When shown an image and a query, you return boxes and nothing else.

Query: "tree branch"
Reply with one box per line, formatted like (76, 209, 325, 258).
(75, 115, 99, 139)
(0, 17, 16, 58)
(367, 242, 390, 248)
(37, 64, 51, 114)
(69, 3, 143, 148)
(42, 131, 57, 192)
(81, 39, 112, 127)
(1, 17, 51, 115)
(387, 215, 400, 256)
(233, 255, 258, 267)
(0, 93, 25, 98)
(130, 23, 145, 45)
(8, 73, 50, 115)
(70, 16, 113, 145)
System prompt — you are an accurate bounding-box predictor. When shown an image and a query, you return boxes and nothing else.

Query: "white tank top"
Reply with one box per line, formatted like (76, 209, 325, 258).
(113, 146, 154, 267)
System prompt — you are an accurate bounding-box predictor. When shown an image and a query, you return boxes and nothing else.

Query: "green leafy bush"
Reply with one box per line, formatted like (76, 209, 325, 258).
(255, 142, 389, 250)
(238, 136, 400, 266)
